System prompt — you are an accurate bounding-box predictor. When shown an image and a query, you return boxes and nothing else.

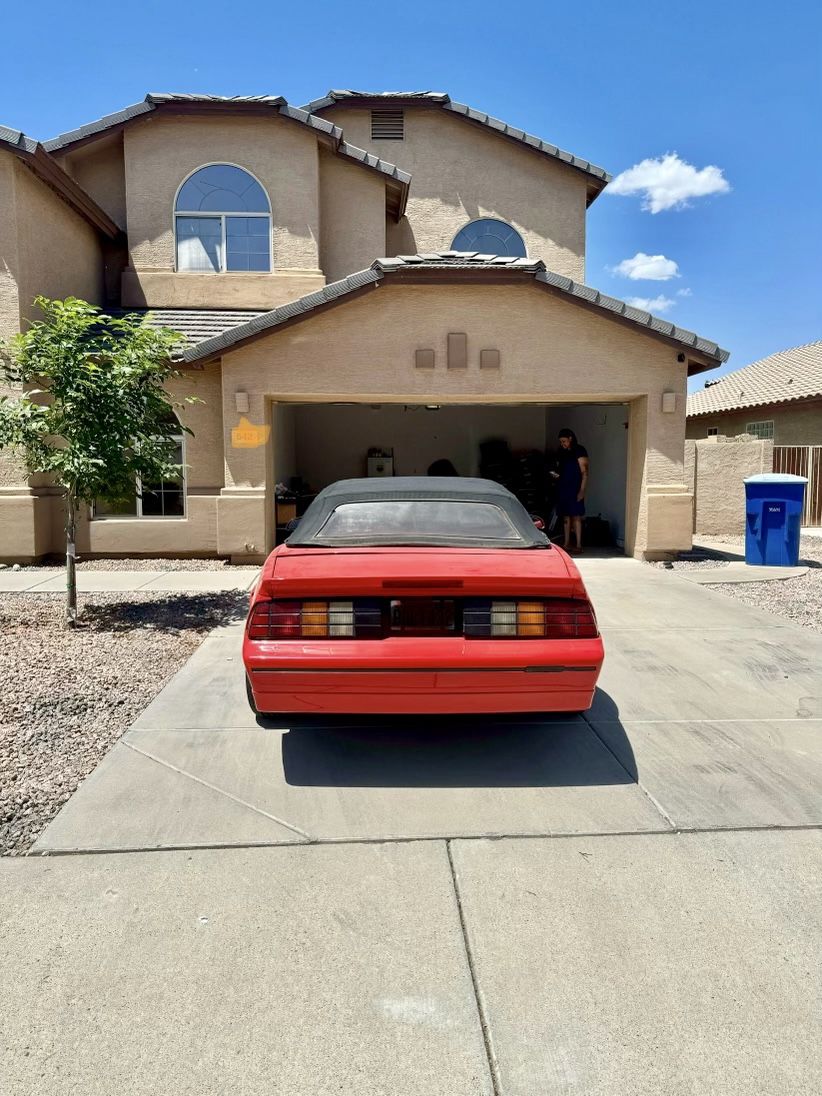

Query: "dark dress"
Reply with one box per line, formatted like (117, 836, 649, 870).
(556, 445, 588, 517)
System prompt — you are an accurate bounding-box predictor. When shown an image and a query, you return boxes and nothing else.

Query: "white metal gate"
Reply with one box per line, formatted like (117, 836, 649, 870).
(773, 445, 822, 526)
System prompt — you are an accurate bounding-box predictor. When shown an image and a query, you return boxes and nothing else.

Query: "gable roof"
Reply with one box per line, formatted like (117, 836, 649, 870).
(302, 90, 611, 205)
(688, 341, 822, 417)
(43, 93, 410, 218)
(177, 252, 728, 370)
(0, 125, 121, 239)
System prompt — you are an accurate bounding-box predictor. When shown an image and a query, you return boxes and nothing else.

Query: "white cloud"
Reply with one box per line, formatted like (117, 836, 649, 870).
(625, 294, 676, 314)
(611, 252, 680, 281)
(677, 287, 693, 297)
(608, 153, 730, 213)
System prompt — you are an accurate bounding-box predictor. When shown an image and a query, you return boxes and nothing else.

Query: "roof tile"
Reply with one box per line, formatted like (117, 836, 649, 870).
(42, 93, 410, 192)
(300, 90, 611, 190)
(101, 257, 729, 370)
(109, 308, 267, 359)
(688, 342, 822, 416)
(169, 253, 727, 366)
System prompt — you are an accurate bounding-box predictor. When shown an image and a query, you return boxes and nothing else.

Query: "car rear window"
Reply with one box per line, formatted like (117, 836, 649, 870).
(318, 500, 520, 543)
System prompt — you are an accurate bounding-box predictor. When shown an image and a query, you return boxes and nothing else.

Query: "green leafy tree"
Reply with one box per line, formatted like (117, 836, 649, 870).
(0, 297, 193, 625)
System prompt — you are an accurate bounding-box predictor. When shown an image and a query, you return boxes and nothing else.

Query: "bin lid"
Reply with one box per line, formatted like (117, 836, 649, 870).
(744, 473, 808, 484)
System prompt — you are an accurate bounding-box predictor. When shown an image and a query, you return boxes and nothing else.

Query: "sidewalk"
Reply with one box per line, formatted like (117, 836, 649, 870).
(0, 569, 258, 593)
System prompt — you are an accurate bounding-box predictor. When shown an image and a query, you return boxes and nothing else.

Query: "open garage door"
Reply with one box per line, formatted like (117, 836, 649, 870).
(272, 401, 629, 550)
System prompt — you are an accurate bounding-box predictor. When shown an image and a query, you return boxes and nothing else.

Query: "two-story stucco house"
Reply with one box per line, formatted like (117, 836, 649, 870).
(0, 91, 728, 562)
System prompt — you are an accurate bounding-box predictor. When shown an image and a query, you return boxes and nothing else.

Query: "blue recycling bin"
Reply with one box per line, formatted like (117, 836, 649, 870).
(744, 473, 807, 566)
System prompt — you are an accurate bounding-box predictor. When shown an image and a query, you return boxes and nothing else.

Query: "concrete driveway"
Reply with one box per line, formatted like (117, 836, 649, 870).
(3, 558, 821, 1094)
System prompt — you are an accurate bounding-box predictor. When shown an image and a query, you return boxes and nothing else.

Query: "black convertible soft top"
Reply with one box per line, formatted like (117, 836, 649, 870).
(286, 477, 550, 549)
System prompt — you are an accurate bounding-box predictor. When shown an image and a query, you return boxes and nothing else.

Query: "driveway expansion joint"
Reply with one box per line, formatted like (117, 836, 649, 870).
(582, 713, 678, 831)
(28, 822, 822, 858)
(122, 740, 316, 843)
(445, 839, 501, 1096)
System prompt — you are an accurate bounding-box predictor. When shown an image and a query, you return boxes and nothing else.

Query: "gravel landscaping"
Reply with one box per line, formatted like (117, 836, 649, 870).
(0, 590, 247, 855)
(698, 534, 822, 634)
(652, 534, 822, 634)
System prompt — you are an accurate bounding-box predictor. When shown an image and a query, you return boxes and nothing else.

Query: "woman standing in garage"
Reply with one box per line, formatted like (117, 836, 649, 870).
(550, 429, 589, 554)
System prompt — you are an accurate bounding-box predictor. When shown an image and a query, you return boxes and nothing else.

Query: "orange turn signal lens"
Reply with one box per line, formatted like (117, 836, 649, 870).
(301, 600, 329, 636)
(516, 601, 546, 636)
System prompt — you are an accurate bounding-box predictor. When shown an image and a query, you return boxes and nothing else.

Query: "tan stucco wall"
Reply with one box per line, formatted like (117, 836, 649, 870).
(56, 364, 225, 559)
(0, 261, 701, 559)
(120, 269, 326, 310)
(318, 149, 386, 282)
(218, 280, 697, 558)
(81, 495, 220, 557)
(0, 494, 42, 559)
(59, 135, 127, 230)
(0, 355, 226, 561)
(14, 160, 104, 317)
(122, 113, 322, 309)
(687, 401, 822, 446)
(0, 152, 20, 341)
(686, 435, 773, 536)
(0, 154, 103, 495)
(322, 106, 588, 279)
(0, 154, 25, 488)
(170, 363, 224, 490)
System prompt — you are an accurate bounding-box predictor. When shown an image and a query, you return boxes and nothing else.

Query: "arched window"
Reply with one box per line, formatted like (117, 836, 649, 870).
(451, 218, 526, 258)
(175, 164, 271, 273)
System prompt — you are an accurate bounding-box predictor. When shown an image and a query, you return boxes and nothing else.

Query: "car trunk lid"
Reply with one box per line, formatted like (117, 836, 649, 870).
(261, 546, 581, 600)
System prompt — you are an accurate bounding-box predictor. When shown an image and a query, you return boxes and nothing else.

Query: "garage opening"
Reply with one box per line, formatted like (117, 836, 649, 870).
(272, 402, 629, 550)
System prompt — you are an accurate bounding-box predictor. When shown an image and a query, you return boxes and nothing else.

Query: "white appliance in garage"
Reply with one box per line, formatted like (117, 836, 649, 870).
(367, 451, 394, 477)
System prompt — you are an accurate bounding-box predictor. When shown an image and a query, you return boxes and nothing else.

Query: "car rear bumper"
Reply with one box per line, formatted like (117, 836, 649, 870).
(244, 636, 604, 714)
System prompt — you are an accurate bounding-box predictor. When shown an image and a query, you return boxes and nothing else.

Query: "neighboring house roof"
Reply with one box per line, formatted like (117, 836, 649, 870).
(687, 341, 822, 417)
(43, 93, 410, 218)
(302, 90, 611, 205)
(179, 252, 728, 370)
(0, 125, 121, 239)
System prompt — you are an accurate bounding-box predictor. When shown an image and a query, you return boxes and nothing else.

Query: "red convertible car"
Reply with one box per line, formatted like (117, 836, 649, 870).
(243, 478, 604, 715)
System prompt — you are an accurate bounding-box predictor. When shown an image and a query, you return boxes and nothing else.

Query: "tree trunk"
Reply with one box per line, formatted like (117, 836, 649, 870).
(65, 490, 77, 627)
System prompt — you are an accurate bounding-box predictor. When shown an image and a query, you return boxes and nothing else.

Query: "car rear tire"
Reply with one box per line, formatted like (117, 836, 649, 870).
(245, 675, 258, 714)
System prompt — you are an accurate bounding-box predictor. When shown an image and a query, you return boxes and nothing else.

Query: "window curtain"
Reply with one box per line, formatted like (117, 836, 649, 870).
(176, 217, 221, 272)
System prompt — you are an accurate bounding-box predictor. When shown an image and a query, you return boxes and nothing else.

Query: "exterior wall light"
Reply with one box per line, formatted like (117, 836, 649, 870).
(235, 390, 250, 414)
(661, 391, 677, 413)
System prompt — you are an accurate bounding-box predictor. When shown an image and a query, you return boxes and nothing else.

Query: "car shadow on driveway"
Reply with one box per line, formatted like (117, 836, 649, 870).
(275, 689, 636, 789)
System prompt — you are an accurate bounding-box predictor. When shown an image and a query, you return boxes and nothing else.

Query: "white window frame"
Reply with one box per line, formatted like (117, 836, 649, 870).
(745, 420, 774, 440)
(173, 162, 272, 274)
(92, 430, 187, 520)
(707, 426, 719, 436)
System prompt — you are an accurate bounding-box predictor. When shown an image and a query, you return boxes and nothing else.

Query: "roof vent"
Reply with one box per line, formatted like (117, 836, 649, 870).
(704, 379, 722, 388)
(371, 109, 404, 140)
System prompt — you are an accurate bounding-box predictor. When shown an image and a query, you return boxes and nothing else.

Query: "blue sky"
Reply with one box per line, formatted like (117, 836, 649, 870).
(2, 0, 819, 390)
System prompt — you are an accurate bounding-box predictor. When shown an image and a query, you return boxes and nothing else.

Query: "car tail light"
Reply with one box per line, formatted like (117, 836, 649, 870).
(248, 599, 373, 639)
(249, 597, 599, 640)
(464, 598, 598, 639)
(301, 601, 329, 637)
